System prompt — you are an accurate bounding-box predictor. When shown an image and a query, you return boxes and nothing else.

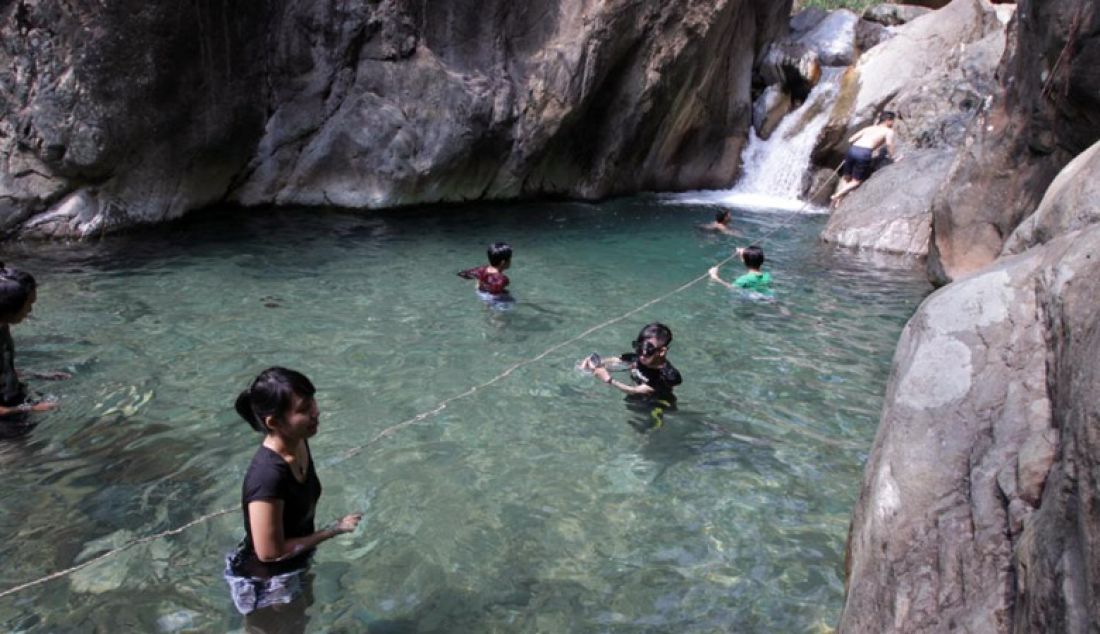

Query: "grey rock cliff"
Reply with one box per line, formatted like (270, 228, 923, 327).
(814, 0, 1008, 258)
(1002, 138, 1100, 256)
(840, 221, 1100, 633)
(927, 0, 1100, 284)
(841, 80, 1100, 631)
(0, 0, 792, 238)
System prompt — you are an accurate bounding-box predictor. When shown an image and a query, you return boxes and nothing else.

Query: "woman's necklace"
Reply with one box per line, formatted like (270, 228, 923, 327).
(265, 439, 307, 480)
(289, 446, 308, 480)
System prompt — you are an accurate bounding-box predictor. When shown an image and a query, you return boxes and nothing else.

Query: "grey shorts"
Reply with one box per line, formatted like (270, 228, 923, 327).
(224, 550, 310, 615)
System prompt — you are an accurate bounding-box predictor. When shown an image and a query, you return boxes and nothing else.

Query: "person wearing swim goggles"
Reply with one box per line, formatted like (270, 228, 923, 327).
(581, 322, 682, 405)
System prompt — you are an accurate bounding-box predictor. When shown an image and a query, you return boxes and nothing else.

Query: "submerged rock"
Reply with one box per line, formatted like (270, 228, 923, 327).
(820, 149, 952, 256)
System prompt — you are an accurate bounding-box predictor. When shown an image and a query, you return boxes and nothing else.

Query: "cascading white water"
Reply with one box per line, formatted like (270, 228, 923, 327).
(735, 67, 842, 199)
(663, 68, 843, 213)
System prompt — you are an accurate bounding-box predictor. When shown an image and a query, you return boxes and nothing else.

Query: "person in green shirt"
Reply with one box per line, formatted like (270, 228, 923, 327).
(708, 246, 772, 295)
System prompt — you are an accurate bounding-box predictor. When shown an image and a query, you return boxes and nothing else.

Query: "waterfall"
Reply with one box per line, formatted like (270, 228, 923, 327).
(664, 68, 843, 213)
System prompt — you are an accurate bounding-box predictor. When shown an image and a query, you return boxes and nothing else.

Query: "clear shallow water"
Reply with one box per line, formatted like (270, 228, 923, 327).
(0, 199, 929, 632)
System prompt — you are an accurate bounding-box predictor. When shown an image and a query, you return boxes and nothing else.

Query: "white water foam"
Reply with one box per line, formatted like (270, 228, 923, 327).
(662, 68, 843, 214)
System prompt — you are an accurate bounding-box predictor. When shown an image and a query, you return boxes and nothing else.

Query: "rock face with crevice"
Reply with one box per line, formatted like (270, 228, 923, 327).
(927, 0, 1100, 284)
(0, 0, 791, 238)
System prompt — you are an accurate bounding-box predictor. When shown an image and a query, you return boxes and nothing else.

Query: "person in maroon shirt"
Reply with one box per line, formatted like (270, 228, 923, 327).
(457, 242, 512, 298)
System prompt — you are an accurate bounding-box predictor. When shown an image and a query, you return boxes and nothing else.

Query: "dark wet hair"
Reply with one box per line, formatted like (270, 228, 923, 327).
(235, 367, 316, 434)
(0, 263, 37, 321)
(633, 322, 673, 356)
(488, 242, 512, 267)
(715, 210, 731, 223)
(880, 111, 896, 122)
(741, 245, 765, 269)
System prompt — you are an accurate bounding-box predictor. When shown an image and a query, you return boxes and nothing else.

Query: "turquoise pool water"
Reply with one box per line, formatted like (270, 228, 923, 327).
(0, 198, 929, 632)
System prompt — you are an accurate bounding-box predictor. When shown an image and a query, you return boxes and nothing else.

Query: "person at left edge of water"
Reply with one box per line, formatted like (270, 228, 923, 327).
(0, 264, 65, 436)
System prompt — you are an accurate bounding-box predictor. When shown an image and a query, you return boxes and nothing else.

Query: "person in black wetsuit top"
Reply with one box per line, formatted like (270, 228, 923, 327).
(581, 323, 682, 429)
(225, 367, 362, 624)
(457, 241, 512, 298)
(0, 264, 62, 438)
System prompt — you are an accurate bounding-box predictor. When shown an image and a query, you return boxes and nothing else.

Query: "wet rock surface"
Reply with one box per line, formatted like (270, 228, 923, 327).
(797, 9, 860, 67)
(820, 149, 951, 256)
(0, 0, 791, 237)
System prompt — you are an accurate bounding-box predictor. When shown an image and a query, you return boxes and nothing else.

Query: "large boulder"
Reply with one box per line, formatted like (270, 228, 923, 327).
(0, 0, 793, 238)
(798, 9, 860, 67)
(1010, 232, 1100, 632)
(789, 8, 829, 38)
(927, 0, 1100, 284)
(839, 222, 1100, 633)
(1003, 139, 1100, 255)
(757, 40, 822, 104)
(820, 149, 952, 256)
(812, 0, 1007, 167)
(751, 85, 792, 140)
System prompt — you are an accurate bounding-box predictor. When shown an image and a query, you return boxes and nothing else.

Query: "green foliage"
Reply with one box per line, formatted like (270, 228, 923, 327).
(792, 0, 888, 13)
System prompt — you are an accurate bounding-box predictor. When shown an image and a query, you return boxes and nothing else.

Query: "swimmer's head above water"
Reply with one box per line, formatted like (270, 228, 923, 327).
(633, 322, 673, 365)
(488, 242, 512, 269)
(715, 210, 731, 225)
(235, 367, 319, 438)
(0, 263, 37, 325)
(739, 245, 765, 271)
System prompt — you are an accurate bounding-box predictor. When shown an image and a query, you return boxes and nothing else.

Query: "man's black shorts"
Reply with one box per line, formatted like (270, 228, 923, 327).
(843, 146, 875, 181)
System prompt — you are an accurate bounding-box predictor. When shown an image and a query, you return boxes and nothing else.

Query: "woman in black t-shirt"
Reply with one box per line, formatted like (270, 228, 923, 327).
(0, 264, 64, 438)
(225, 367, 361, 618)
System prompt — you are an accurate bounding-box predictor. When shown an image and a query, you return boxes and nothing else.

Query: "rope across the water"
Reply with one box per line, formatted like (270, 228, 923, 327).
(0, 177, 840, 601)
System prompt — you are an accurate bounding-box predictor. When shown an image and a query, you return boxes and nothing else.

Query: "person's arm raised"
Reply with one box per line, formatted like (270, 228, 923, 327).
(708, 266, 734, 290)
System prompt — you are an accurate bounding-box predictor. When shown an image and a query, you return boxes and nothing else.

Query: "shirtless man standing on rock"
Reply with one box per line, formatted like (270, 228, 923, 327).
(830, 111, 900, 208)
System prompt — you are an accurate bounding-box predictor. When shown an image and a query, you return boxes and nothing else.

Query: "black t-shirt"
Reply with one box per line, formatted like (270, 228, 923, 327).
(0, 325, 27, 408)
(620, 353, 682, 403)
(237, 444, 322, 576)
